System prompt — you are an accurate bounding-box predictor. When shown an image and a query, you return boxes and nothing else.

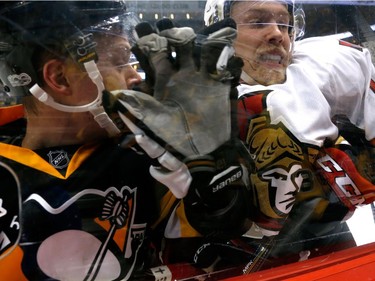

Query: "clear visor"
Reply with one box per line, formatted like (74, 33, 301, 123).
(233, 1, 294, 34)
(53, 11, 142, 114)
(85, 12, 140, 47)
(86, 12, 140, 70)
(232, 1, 305, 39)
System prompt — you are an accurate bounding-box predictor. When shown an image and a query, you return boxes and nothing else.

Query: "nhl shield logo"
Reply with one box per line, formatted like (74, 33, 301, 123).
(47, 150, 70, 169)
(0, 162, 21, 258)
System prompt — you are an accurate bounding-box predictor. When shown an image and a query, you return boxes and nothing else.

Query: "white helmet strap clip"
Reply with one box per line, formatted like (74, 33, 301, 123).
(29, 60, 121, 137)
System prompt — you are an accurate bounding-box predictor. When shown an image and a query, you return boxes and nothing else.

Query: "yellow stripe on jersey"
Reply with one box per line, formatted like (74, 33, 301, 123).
(152, 190, 177, 229)
(0, 142, 100, 179)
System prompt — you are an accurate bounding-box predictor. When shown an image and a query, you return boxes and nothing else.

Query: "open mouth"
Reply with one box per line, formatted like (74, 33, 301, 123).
(259, 54, 283, 66)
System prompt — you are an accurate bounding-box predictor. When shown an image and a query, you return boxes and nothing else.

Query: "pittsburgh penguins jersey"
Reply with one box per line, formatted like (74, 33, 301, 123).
(238, 36, 375, 147)
(0, 139, 166, 281)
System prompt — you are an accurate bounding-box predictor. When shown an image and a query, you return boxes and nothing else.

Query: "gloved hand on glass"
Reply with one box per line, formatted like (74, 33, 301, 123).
(103, 18, 251, 238)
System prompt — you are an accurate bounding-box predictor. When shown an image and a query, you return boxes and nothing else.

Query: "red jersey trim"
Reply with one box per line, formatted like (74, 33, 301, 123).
(370, 79, 375, 93)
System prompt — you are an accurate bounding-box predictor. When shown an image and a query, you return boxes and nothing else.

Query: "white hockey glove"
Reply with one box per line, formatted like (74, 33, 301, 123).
(103, 19, 253, 239)
(103, 18, 241, 189)
(107, 19, 238, 157)
(119, 112, 191, 199)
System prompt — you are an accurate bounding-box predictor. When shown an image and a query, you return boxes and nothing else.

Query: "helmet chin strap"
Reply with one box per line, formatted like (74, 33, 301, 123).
(29, 60, 121, 137)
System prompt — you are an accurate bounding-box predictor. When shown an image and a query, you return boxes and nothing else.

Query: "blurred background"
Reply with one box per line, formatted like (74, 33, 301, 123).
(126, 1, 375, 43)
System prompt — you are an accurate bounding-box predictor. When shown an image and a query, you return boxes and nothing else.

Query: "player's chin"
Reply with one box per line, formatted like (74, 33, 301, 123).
(259, 68, 286, 85)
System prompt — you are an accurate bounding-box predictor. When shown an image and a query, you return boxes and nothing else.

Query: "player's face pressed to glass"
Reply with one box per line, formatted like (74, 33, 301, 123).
(65, 34, 142, 107)
(95, 34, 142, 92)
(231, 1, 292, 85)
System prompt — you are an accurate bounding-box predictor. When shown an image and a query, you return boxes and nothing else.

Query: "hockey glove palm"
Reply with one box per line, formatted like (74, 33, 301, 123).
(106, 19, 239, 157)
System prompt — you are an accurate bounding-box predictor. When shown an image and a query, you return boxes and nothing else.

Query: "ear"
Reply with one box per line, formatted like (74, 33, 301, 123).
(43, 59, 71, 95)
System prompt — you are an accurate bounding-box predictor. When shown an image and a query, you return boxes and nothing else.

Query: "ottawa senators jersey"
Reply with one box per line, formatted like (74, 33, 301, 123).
(236, 36, 375, 243)
(238, 36, 375, 147)
(0, 139, 162, 281)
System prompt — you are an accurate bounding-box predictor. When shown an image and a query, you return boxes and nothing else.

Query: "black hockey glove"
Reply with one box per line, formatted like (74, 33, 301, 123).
(183, 138, 254, 239)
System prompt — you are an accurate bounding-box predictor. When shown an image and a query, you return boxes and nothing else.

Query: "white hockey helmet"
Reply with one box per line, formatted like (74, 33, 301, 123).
(204, 0, 305, 39)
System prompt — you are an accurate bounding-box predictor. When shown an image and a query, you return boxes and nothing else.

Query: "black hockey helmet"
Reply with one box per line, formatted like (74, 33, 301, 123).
(0, 1, 139, 135)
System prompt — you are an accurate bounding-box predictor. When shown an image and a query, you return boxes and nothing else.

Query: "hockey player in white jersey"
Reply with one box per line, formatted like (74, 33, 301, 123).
(204, 0, 375, 257)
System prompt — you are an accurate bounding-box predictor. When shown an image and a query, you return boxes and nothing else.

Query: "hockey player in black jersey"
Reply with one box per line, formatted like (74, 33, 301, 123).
(0, 1, 256, 280)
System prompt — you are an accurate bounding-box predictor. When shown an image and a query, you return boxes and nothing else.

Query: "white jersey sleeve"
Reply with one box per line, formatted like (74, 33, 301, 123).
(293, 36, 375, 141)
(238, 75, 337, 147)
(237, 36, 375, 147)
